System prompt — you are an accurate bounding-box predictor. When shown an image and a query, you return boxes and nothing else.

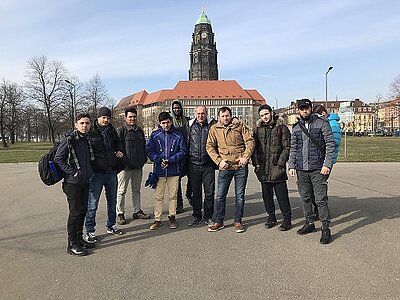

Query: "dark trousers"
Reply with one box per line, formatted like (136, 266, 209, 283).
(297, 170, 331, 227)
(261, 181, 291, 221)
(177, 176, 192, 210)
(189, 163, 215, 219)
(62, 182, 89, 244)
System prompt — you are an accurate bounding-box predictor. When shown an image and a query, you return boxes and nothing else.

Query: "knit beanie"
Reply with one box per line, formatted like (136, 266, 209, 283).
(97, 107, 112, 118)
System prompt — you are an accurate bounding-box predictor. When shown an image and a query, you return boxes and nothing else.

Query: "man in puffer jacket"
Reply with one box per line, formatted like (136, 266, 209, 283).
(288, 99, 335, 244)
(146, 112, 187, 230)
(252, 104, 292, 231)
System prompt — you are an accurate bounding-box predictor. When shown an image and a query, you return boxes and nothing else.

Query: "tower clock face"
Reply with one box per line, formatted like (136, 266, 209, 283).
(201, 32, 208, 39)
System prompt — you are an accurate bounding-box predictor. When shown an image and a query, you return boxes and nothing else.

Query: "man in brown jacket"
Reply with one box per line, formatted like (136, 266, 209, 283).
(206, 106, 255, 233)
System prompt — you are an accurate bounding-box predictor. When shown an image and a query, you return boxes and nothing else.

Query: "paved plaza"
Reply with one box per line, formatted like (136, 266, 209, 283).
(0, 162, 399, 299)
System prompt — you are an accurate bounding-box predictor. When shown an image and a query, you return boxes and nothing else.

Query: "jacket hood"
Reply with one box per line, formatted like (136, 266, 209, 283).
(328, 113, 340, 121)
(255, 114, 285, 128)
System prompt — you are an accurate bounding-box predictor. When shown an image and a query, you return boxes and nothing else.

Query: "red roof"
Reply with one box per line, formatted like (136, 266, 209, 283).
(120, 80, 266, 107)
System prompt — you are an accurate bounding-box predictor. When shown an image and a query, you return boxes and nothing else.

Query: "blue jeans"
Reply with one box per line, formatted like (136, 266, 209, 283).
(85, 172, 118, 233)
(215, 166, 248, 224)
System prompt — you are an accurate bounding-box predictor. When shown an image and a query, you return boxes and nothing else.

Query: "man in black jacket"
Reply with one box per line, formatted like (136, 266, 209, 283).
(54, 113, 95, 256)
(252, 105, 292, 231)
(85, 107, 124, 243)
(187, 105, 217, 227)
(116, 107, 150, 225)
(171, 100, 192, 213)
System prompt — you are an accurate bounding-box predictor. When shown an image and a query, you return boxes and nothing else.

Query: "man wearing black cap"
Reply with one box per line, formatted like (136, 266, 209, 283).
(288, 99, 335, 244)
(85, 107, 125, 243)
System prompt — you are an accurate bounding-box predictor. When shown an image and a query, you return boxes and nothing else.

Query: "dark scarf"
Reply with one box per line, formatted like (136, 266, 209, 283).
(95, 121, 113, 152)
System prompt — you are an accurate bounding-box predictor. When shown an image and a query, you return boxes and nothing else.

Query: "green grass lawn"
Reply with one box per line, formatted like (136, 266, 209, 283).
(338, 136, 400, 162)
(0, 137, 399, 163)
(0, 142, 54, 163)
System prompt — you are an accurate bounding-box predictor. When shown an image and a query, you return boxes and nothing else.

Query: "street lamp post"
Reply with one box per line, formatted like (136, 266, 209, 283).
(65, 80, 76, 125)
(325, 66, 333, 110)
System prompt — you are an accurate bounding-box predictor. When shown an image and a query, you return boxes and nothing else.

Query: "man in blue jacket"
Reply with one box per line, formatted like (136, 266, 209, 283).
(146, 112, 187, 230)
(288, 99, 335, 244)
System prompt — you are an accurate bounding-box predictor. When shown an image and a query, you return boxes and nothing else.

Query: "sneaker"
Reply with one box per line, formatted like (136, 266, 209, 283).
(188, 217, 202, 226)
(208, 223, 224, 232)
(320, 228, 332, 244)
(149, 221, 162, 230)
(107, 225, 123, 235)
(78, 237, 96, 249)
(117, 214, 126, 225)
(204, 218, 214, 227)
(265, 216, 277, 229)
(234, 223, 245, 233)
(133, 210, 151, 219)
(279, 219, 292, 231)
(297, 222, 316, 235)
(169, 216, 178, 229)
(85, 232, 98, 243)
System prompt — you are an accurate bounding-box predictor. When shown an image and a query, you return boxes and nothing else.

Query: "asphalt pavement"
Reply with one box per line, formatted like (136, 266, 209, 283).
(0, 162, 399, 299)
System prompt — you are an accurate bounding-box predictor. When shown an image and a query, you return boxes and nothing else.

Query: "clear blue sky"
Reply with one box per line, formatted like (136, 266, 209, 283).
(1, 0, 400, 108)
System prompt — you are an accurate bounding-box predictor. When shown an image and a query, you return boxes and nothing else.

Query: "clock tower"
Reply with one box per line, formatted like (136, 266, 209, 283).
(189, 8, 219, 81)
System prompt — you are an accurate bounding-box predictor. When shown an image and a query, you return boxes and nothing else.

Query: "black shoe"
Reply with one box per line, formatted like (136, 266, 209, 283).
(78, 239, 96, 249)
(67, 244, 88, 256)
(133, 210, 151, 219)
(265, 216, 277, 229)
(188, 217, 202, 226)
(320, 228, 332, 244)
(297, 222, 316, 235)
(176, 207, 184, 214)
(279, 220, 292, 231)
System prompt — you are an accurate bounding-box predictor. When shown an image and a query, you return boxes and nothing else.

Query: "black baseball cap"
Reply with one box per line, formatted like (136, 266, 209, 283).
(297, 99, 312, 108)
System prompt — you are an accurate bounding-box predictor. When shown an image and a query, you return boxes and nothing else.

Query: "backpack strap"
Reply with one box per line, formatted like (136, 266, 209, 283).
(298, 121, 325, 152)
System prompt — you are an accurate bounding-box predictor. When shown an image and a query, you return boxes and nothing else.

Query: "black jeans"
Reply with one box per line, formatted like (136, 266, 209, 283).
(189, 163, 215, 219)
(62, 182, 89, 244)
(177, 176, 193, 209)
(261, 181, 291, 221)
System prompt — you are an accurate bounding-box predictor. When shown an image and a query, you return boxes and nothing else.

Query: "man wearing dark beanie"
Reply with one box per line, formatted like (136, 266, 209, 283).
(85, 107, 125, 243)
(146, 111, 187, 230)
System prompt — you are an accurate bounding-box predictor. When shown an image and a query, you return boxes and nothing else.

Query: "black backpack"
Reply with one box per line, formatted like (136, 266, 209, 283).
(38, 136, 77, 186)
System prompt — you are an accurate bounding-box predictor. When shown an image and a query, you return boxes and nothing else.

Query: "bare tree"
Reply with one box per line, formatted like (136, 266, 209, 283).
(0, 79, 9, 147)
(389, 74, 400, 99)
(24, 55, 69, 144)
(82, 73, 110, 119)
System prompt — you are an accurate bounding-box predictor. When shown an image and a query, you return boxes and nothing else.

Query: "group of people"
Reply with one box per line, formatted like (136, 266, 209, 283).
(54, 98, 341, 256)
